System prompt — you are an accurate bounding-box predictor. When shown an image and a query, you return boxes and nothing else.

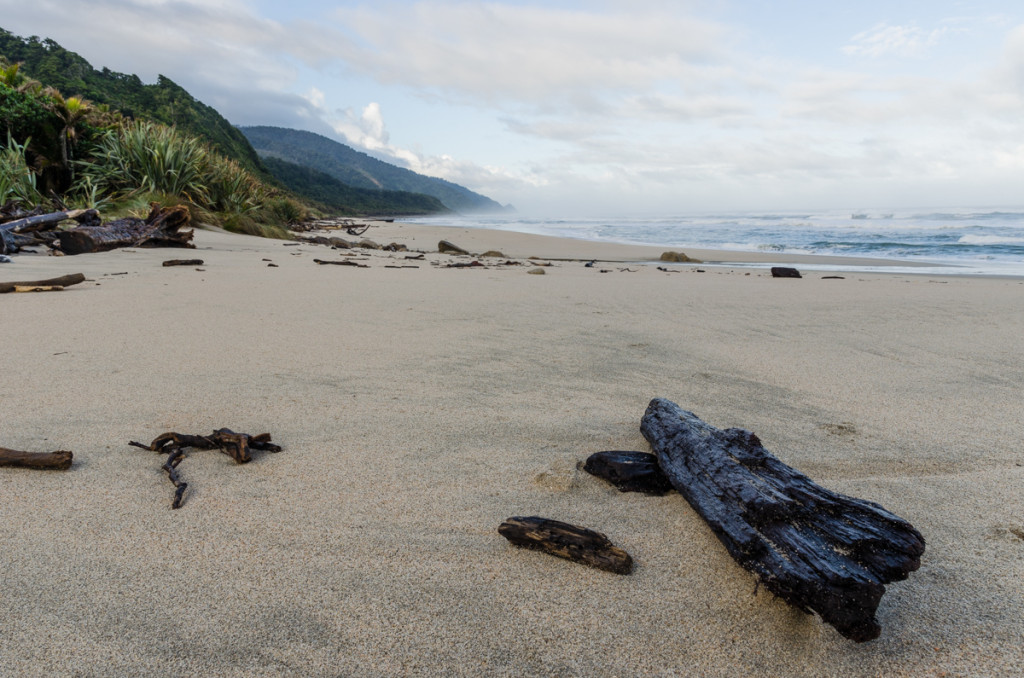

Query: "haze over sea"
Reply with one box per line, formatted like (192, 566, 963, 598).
(409, 208, 1024, 277)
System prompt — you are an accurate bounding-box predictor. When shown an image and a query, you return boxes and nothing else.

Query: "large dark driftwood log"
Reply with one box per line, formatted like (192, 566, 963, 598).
(583, 451, 673, 494)
(57, 204, 193, 255)
(0, 273, 86, 294)
(498, 516, 633, 574)
(0, 447, 73, 470)
(129, 429, 281, 509)
(640, 398, 925, 642)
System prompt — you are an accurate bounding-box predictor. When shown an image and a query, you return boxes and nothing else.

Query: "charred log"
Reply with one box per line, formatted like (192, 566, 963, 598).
(499, 516, 633, 574)
(640, 398, 925, 642)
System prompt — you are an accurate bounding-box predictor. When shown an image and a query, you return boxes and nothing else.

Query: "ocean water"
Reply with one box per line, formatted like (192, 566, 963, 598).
(406, 208, 1024, 276)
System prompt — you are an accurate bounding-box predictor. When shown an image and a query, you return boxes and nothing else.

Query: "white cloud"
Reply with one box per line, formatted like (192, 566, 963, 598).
(329, 1, 730, 104)
(5, 1, 1024, 211)
(843, 23, 948, 58)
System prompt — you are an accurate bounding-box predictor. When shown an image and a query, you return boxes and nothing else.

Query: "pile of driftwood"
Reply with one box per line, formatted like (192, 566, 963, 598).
(579, 398, 925, 642)
(0, 202, 193, 256)
(501, 398, 925, 643)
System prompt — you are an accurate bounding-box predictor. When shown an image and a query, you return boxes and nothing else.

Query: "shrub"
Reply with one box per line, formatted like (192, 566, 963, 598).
(0, 132, 43, 205)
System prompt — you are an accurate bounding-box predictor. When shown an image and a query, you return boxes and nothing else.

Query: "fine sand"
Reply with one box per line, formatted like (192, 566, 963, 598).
(1, 221, 1022, 676)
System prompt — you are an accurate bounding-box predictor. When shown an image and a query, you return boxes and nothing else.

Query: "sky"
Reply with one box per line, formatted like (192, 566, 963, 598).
(3, 0, 1024, 215)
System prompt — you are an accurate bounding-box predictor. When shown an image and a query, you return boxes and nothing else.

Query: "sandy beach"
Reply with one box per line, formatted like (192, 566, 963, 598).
(1, 221, 1022, 676)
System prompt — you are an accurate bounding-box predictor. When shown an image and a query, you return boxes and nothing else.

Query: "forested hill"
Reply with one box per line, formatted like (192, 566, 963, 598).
(241, 126, 508, 214)
(261, 156, 447, 216)
(0, 28, 264, 174)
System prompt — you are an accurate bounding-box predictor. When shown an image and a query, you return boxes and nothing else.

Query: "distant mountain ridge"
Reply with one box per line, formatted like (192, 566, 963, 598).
(261, 156, 447, 216)
(241, 126, 508, 214)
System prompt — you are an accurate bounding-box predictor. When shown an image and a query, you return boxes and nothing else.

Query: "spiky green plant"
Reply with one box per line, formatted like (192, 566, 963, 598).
(0, 132, 43, 205)
(79, 121, 211, 203)
(205, 153, 265, 215)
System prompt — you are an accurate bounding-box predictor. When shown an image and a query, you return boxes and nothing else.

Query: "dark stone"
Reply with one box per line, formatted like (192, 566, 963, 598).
(771, 267, 802, 278)
(438, 240, 470, 255)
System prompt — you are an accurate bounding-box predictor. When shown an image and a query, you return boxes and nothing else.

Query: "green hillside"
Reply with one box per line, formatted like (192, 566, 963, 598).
(241, 126, 508, 213)
(262, 156, 447, 216)
(0, 29, 264, 175)
(1, 27, 487, 219)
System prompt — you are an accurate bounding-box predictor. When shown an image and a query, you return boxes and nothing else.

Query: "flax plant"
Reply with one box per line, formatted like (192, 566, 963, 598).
(80, 121, 211, 203)
(0, 132, 43, 205)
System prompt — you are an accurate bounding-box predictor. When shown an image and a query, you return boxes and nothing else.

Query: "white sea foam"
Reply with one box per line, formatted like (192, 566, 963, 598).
(408, 208, 1024, 276)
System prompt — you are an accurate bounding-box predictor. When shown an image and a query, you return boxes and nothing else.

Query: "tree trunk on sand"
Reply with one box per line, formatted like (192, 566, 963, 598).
(57, 204, 193, 255)
(640, 397, 925, 642)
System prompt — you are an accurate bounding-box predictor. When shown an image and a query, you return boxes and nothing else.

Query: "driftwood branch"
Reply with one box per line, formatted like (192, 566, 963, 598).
(314, 258, 369, 267)
(0, 447, 73, 470)
(0, 209, 91, 234)
(129, 429, 281, 509)
(498, 516, 633, 574)
(640, 398, 924, 642)
(57, 204, 193, 255)
(0, 273, 86, 294)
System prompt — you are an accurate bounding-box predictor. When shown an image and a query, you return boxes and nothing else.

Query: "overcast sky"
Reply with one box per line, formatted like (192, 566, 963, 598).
(4, 1, 1024, 214)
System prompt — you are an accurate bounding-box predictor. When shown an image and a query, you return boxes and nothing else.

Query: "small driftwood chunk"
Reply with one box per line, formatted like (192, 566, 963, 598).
(129, 429, 281, 509)
(0, 447, 73, 470)
(498, 516, 633, 574)
(771, 266, 802, 278)
(0, 273, 86, 294)
(162, 259, 204, 267)
(583, 451, 673, 494)
(314, 258, 369, 268)
(640, 398, 925, 642)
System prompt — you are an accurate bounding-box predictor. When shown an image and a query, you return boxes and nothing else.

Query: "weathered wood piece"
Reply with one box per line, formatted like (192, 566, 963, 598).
(129, 429, 281, 509)
(57, 204, 193, 255)
(583, 451, 673, 495)
(498, 516, 633, 574)
(771, 266, 802, 278)
(0, 273, 85, 294)
(0, 209, 90, 234)
(314, 258, 369, 268)
(0, 447, 73, 470)
(162, 259, 204, 267)
(445, 261, 484, 268)
(640, 398, 925, 642)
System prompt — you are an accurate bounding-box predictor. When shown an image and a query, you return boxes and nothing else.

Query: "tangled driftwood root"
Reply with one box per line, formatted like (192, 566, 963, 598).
(129, 429, 281, 509)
